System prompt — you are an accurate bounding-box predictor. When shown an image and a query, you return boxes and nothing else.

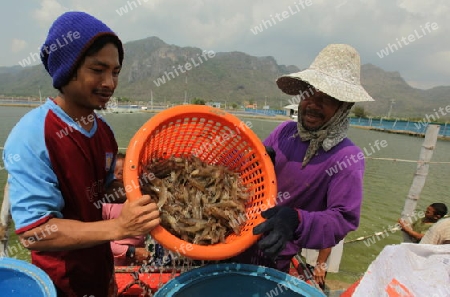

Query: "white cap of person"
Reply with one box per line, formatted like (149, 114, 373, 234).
(276, 44, 375, 103)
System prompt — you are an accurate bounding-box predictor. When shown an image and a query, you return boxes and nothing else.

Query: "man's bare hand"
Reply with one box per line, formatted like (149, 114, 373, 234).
(398, 219, 412, 232)
(313, 263, 327, 287)
(135, 247, 150, 262)
(116, 195, 160, 239)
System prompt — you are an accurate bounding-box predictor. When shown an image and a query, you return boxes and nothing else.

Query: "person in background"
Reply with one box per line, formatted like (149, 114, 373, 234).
(2, 12, 160, 296)
(103, 153, 149, 266)
(114, 152, 125, 180)
(420, 217, 450, 245)
(398, 203, 447, 243)
(302, 239, 344, 289)
(102, 203, 149, 266)
(103, 153, 171, 267)
(233, 44, 375, 273)
(0, 183, 8, 251)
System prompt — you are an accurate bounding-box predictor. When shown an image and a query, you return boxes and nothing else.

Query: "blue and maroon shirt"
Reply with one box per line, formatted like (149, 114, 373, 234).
(3, 98, 118, 296)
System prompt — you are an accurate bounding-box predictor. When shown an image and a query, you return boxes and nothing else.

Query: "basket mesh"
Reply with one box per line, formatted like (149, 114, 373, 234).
(125, 106, 276, 260)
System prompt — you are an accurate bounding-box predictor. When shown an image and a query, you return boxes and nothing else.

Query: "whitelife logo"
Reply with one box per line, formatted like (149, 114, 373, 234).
(116, 0, 149, 16)
(325, 140, 388, 177)
(250, 0, 313, 35)
(413, 104, 450, 130)
(153, 50, 216, 87)
(18, 31, 81, 67)
(376, 22, 439, 58)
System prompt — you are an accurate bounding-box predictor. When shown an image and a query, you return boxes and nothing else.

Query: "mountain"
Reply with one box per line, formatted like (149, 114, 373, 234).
(359, 64, 449, 119)
(0, 36, 448, 119)
(115, 37, 299, 107)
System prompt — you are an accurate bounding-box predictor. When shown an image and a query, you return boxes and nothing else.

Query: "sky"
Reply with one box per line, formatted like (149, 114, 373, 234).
(0, 0, 449, 89)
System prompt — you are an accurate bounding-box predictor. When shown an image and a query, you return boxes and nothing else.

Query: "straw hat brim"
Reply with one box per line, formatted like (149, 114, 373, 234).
(276, 69, 375, 103)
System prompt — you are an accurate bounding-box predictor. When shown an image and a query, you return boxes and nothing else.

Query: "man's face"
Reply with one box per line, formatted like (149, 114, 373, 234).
(425, 206, 437, 220)
(62, 43, 121, 110)
(299, 90, 342, 131)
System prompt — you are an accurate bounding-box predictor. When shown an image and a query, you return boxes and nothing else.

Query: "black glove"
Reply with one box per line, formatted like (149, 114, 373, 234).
(253, 206, 299, 259)
(265, 146, 276, 165)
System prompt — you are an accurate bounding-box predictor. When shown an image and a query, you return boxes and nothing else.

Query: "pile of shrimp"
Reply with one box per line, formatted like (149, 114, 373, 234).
(139, 155, 250, 245)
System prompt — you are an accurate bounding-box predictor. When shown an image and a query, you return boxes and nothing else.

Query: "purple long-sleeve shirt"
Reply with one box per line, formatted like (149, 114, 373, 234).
(234, 121, 364, 271)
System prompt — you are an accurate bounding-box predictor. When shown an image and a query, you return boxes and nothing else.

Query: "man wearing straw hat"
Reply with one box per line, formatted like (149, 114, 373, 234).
(2, 12, 160, 296)
(235, 44, 374, 277)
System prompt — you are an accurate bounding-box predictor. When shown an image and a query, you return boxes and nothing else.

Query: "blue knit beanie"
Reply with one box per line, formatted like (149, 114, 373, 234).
(40, 11, 124, 89)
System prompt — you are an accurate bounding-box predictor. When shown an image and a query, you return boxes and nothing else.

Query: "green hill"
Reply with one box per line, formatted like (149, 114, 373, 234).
(0, 36, 449, 119)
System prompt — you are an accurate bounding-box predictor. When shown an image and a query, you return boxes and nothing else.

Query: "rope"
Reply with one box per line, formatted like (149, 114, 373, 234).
(118, 272, 153, 297)
(344, 226, 401, 244)
(1, 146, 126, 151)
(2, 146, 449, 164)
(365, 157, 450, 164)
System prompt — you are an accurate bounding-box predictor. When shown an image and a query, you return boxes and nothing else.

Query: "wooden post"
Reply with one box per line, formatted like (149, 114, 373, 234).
(0, 181, 11, 257)
(401, 125, 440, 242)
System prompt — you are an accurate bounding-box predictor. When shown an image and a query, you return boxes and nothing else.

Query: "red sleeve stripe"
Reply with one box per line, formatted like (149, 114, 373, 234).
(15, 215, 54, 235)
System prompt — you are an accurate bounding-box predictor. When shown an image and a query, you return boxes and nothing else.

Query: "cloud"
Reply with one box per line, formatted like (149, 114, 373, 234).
(33, 0, 70, 26)
(11, 39, 28, 53)
(398, 0, 450, 17)
(1, 1, 449, 88)
(424, 50, 450, 76)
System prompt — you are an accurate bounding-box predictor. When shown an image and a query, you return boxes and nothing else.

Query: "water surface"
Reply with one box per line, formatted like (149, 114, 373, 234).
(1, 106, 449, 283)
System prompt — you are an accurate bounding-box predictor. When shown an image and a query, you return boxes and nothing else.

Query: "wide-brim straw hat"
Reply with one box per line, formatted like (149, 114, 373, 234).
(276, 44, 374, 102)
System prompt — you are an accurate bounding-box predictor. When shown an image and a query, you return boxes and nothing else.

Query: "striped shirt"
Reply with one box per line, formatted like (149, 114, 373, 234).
(3, 98, 117, 296)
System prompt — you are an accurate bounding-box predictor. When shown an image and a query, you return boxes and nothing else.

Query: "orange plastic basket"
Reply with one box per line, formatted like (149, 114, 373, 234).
(123, 105, 277, 260)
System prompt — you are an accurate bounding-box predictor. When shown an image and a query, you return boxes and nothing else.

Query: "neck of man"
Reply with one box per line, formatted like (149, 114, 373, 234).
(54, 95, 96, 131)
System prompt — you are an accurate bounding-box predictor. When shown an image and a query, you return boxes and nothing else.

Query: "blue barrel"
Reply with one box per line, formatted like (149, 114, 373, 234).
(0, 257, 57, 297)
(155, 263, 326, 297)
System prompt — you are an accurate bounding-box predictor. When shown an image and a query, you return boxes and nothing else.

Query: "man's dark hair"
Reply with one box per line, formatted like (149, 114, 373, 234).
(59, 35, 124, 92)
(430, 203, 448, 218)
(116, 152, 126, 159)
(83, 35, 124, 64)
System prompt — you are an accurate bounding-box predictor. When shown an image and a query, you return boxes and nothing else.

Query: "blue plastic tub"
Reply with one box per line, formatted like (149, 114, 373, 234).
(0, 257, 57, 297)
(154, 263, 326, 297)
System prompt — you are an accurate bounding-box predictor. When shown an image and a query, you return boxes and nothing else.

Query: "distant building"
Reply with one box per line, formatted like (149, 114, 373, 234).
(206, 102, 221, 108)
(283, 104, 298, 118)
(246, 103, 257, 109)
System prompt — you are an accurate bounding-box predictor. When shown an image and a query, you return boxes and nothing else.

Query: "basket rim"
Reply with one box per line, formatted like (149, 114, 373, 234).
(123, 105, 277, 260)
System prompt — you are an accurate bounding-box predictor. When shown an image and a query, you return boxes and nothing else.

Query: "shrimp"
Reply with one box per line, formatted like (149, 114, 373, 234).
(139, 155, 250, 245)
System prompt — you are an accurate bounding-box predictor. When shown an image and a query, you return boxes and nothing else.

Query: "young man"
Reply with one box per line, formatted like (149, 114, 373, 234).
(2, 12, 160, 296)
(234, 44, 375, 273)
(399, 203, 447, 243)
